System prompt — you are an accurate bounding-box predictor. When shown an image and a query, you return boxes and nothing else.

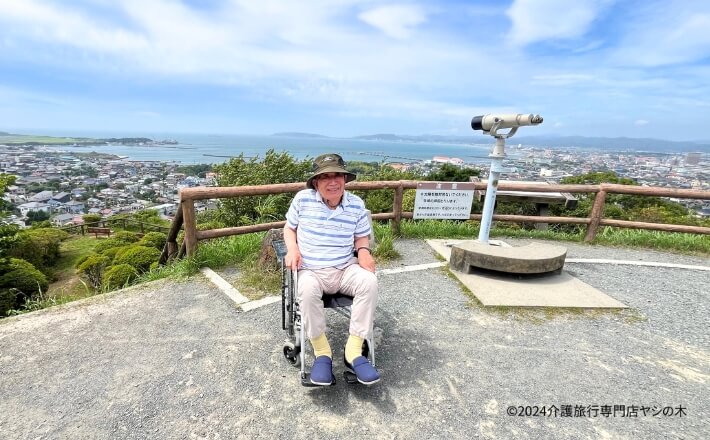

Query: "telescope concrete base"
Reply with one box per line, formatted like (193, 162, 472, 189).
(427, 239, 627, 309)
(450, 240, 567, 274)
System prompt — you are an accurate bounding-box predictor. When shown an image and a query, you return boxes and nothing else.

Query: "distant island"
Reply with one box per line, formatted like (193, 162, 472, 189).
(3, 130, 709, 153)
(271, 132, 330, 138)
(0, 132, 178, 147)
(274, 131, 710, 153)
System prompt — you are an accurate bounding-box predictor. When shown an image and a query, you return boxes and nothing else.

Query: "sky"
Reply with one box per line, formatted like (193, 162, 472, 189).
(1, 0, 709, 141)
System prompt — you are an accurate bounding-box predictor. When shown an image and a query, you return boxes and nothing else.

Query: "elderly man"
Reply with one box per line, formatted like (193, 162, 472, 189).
(284, 153, 380, 386)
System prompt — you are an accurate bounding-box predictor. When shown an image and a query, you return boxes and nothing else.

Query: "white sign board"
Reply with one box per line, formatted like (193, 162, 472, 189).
(413, 182, 475, 219)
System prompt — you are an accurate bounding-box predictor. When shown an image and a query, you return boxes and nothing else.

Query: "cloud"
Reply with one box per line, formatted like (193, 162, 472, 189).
(531, 74, 596, 86)
(634, 119, 649, 126)
(0, 1, 147, 53)
(358, 4, 427, 39)
(134, 110, 161, 118)
(0, 0, 709, 139)
(609, 2, 710, 67)
(506, 0, 612, 46)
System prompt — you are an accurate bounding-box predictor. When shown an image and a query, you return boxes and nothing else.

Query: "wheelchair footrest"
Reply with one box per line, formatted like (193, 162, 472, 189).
(343, 371, 359, 384)
(300, 372, 336, 387)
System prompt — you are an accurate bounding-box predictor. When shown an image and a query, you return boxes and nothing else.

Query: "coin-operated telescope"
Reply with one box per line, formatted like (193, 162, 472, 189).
(471, 113, 543, 138)
(471, 113, 543, 243)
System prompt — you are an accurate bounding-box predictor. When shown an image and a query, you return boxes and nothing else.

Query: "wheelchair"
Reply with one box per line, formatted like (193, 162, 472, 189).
(272, 239, 376, 387)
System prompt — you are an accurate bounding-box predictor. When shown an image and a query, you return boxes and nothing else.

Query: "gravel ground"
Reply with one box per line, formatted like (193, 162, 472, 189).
(0, 239, 708, 439)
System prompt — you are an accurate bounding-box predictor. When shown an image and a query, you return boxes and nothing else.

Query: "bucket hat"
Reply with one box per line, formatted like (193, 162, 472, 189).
(306, 153, 357, 189)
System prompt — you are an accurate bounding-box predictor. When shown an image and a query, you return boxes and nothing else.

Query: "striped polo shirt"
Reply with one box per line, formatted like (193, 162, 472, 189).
(285, 189, 371, 269)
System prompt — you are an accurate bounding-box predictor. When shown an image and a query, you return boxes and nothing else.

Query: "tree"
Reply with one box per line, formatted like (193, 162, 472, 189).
(0, 174, 17, 213)
(352, 165, 421, 213)
(427, 164, 480, 182)
(553, 171, 700, 227)
(214, 150, 311, 226)
(82, 213, 102, 224)
(26, 210, 50, 225)
(0, 173, 15, 195)
(77, 255, 110, 289)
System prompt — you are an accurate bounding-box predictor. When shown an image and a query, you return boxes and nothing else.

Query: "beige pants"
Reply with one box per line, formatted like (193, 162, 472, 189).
(298, 260, 378, 340)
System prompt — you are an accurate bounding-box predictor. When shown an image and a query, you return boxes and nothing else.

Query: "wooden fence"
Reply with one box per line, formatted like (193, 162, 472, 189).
(62, 218, 170, 236)
(159, 181, 710, 263)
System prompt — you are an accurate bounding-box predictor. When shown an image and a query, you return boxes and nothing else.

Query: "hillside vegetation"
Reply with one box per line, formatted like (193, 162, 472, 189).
(1, 152, 708, 318)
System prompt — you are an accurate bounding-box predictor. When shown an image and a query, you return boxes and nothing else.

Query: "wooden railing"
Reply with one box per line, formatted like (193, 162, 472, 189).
(159, 181, 710, 263)
(62, 218, 170, 236)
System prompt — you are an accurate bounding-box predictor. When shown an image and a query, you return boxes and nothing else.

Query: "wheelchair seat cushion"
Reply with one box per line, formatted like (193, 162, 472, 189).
(322, 293, 353, 308)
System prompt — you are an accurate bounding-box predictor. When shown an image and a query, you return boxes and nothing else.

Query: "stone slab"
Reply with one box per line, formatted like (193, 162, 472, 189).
(450, 240, 567, 274)
(427, 239, 628, 308)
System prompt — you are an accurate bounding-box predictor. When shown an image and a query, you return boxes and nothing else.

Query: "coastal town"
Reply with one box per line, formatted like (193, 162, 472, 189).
(1, 143, 708, 228)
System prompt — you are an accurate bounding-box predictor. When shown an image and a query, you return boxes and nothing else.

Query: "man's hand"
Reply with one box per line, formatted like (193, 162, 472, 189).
(285, 249, 302, 271)
(357, 249, 375, 273)
(283, 226, 301, 271)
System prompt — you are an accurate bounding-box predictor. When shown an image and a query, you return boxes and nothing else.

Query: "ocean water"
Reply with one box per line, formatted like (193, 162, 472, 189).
(40, 133, 493, 165)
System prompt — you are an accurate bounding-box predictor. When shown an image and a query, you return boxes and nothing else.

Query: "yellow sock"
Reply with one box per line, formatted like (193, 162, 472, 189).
(310, 333, 332, 359)
(345, 334, 364, 364)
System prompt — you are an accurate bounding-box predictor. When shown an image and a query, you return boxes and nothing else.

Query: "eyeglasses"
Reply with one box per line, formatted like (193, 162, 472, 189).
(317, 173, 345, 181)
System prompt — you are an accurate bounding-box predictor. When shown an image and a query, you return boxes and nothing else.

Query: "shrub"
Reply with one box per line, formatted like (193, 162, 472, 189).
(137, 231, 168, 250)
(9, 228, 69, 269)
(427, 164, 480, 182)
(0, 258, 49, 301)
(94, 237, 135, 254)
(74, 253, 91, 269)
(102, 264, 138, 290)
(77, 254, 110, 288)
(197, 221, 224, 231)
(100, 245, 131, 262)
(214, 149, 311, 226)
(0, 224, 20, 257)
(112, 245, 161, 273)
(353, 166, 421, 214)
(112, 231, 141, 243)
(0, 288, 19, 316)
(83, 214, 102, 224)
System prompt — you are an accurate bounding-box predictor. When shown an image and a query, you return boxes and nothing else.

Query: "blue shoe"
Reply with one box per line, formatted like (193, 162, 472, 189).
(344, 355, 380, 385)
(310, 356, 334, 386)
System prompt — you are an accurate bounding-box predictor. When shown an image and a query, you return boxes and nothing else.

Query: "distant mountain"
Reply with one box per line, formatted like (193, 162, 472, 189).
(512, 135, 710, 153)
(353, 133, 472, 143)
(271, 132, 331, 138)
(353, 133, 710, 153)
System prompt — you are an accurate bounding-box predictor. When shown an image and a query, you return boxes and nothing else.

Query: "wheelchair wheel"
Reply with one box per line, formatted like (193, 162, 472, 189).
(283, 342, 301, 368)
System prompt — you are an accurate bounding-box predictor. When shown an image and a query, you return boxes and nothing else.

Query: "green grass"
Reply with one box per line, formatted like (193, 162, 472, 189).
(372, 222, 400, 260)
(45, 236, 100, 300)
(592, 227, 710, 254)
(397, 220, 709, 255)
(6, 218, 705, 317)
(139, 233, 280, 299)
(0, 134, 88, 144)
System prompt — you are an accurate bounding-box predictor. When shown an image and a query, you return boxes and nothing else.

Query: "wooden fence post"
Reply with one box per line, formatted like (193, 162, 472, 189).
(392, 184, 403, 235)
(584, 188, 606, 242)
(182, 200, 198, 257)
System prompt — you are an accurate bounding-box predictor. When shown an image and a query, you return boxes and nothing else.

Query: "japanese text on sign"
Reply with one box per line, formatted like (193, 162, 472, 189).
(414, 182, 475, 220)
